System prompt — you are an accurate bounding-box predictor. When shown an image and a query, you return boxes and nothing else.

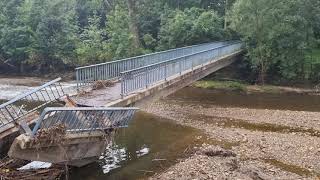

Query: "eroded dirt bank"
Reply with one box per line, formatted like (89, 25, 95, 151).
(145, 90, 320, 179)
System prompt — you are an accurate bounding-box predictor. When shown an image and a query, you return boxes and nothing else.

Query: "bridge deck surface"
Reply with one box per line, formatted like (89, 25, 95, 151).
(71, 51, 242, 107)
(72, 83, 122, 107)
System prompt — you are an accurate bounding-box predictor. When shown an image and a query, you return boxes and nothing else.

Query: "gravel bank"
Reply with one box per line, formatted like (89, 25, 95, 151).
(145, 100, 320, 179)
(151, 146, 304, 180)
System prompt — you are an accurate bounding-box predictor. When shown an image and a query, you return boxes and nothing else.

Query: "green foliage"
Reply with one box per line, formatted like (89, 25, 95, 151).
(193, 80, 247, 91)
(229, 0, 320, 83)
(0, 0, 318, 85)
(0, 0, 234, 73)
(104, 5, 144, 60)
(142, 34, 157, 50)
(0, 0, 77, 72)
(0, 0, 34, 69)
(76, 14, 106, 65)
(158, 7, 224, 50)
(29, 0, 77, 72)
(306, 48, 320, 82)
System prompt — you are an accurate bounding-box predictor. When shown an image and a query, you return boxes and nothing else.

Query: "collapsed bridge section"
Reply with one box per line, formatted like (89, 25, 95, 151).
(0, 78, 138, 167)
(8, 107, 138, 167)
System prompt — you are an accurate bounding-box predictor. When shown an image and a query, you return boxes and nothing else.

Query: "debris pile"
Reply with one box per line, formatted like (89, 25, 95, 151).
(31, 124, 66, 147)
(92, 80, 115, 90)
(202, 149, 236, 158)
(0, 157, 64, 180)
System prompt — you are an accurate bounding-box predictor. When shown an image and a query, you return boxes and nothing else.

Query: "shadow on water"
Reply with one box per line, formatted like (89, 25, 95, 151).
(70, 112, 209, 180)
(167, 87, 320, 112)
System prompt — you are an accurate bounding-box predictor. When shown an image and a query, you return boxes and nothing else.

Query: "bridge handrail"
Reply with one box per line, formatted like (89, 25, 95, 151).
(75, 41, 233, 70)
(120, 42, 241, 74)
(75, 41, 236, 87)
(120, 42, 243, 95)
(31, 107, 139, 137)
(0, 78, 65, 128)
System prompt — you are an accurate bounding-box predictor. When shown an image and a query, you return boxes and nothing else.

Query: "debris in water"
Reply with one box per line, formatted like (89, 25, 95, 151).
(18, 161, 52, 170)
(100, 144, 127, 174)
(136, 147, 150, 157)
(0, 157, 64, 180)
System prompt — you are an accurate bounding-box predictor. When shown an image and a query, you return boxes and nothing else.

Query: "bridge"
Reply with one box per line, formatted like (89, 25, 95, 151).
(73, 41, 243, 107)
(1, 40, 243, 166)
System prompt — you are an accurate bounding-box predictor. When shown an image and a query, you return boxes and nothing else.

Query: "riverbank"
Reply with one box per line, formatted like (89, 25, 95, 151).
(145, 86, 320, 179)
(193, 80, 320, 95)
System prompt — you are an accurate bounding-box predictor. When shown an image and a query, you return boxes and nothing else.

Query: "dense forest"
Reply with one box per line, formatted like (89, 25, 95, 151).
(0, 0, 319, 84)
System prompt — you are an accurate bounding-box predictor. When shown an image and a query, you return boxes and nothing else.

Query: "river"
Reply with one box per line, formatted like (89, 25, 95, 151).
(1, 77, 320, 179)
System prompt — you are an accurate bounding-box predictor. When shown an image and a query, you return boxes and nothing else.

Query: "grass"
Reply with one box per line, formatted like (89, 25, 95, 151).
(193, 80, 247, 91)
(259, 85, 281, 93)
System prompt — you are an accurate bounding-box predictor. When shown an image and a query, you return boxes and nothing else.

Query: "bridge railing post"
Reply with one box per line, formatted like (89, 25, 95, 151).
(179, 59, 182, 75)
(145, 67, 149, 88)
(121, 75, 125, 98)
(164, 62, 167, 81)
(115, 42, 243, 96)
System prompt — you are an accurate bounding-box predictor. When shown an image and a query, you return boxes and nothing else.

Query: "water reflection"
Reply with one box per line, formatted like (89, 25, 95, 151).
(99, 143, 150, 174)
(70, 112, 206, 180)
(100, 144, 127, 174)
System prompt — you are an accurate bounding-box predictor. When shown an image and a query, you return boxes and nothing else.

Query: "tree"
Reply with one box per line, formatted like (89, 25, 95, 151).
(158, 7, 224, 50)
(76, 13, 107, 65)
(28, 0, 77, 72)
(126, 0, 141, 49)
(229, 0, 317, 84)
(104, 5, 143, 60)
(0, 0, 35, 73)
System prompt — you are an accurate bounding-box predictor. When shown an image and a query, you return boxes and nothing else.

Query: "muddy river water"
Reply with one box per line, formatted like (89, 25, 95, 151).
(70, 112, 207, 180)
(168, 87, 320, 112)
(1, 77, 320, 179)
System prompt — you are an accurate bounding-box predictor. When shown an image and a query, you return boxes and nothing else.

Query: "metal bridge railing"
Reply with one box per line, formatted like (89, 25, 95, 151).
(31, 107, 138, 137)
(75, 41, 232, 87)
(120, 42, 243, 96)
(0, 78, 65, 128)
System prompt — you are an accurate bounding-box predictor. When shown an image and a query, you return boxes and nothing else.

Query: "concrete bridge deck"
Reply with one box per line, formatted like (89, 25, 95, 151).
(72, 42, 243, 107)
(73, 82, 122, 107)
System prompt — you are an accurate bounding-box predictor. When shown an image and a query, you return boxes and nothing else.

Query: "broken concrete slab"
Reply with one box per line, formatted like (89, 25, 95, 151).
(8, 131, 110, 167)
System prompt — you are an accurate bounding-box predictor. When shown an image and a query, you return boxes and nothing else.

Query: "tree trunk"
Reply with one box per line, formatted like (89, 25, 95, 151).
(224, 0, 229, 29)
(19, 62, 25, 74)
(258, 63, 266, 85)
(127, 0, 141, 49)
